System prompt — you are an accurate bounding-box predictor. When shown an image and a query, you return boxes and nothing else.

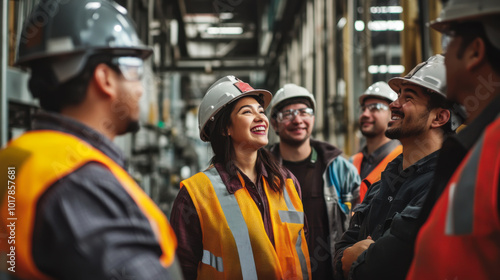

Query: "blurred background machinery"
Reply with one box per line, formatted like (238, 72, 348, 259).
(1, 0, 445, 217)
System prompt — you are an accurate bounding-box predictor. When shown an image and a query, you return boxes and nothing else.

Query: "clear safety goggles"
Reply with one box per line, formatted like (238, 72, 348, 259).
(277, 108, 314, 122)
(110, 57, 145, 81)
(360, 103, 389, 113)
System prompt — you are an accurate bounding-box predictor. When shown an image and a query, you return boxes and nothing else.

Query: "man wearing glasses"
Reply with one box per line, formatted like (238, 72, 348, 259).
(351, 82, 402, 202)
(0, 0, 181, 279)
(268, 83, 360, 280)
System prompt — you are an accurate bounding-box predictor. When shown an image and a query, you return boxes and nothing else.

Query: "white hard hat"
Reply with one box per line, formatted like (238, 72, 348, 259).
(430, 0, 500, 49)
(359, 81, 397, 105)
(269, 83, 316, 116)
(388, 54, 446, 98)
(198, 75, 272, 142)
(389, 54, 465, 131)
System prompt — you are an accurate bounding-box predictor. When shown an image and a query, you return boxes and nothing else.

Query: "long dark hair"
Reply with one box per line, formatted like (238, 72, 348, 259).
(208, 96, 285, 192)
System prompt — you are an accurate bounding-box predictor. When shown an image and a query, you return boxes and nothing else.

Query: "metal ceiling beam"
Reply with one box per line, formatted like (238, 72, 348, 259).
(186, 36, 254, 42)
(176, 56, 268, 61)
(160, 65, 267, 73)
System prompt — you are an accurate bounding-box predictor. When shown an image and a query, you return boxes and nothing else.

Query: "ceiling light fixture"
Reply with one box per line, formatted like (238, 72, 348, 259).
(370, 6, 403, 14)
(206, 27, 243, 35)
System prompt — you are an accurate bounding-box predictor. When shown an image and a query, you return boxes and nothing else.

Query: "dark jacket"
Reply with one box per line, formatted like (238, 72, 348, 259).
(269, 139, 360, 278)
(334, 151, 439, 280)
(22, 112, 177, 279)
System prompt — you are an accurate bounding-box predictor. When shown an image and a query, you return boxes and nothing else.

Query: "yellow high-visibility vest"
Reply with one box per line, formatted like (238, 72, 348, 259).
(0, 131, 178, 279)
(182, 167, 312, 279)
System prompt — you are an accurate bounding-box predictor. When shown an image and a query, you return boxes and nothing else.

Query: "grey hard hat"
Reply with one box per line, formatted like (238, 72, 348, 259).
(430, 0, 500, 50)
(16, 0, 152, 83)
(269, 84, 316, 115)
(389, 54, 465, 131)
(388, 55, 447, 98)
(359, 81, 397, 105)
(198, 75, 272, 142)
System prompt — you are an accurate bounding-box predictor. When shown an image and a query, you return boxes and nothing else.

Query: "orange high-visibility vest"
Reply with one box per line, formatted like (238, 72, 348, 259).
(181, 167, 312, 280)
(407, 117, 500, 280)
(352, 145, 402, 202)
(0, 131, 178, 280)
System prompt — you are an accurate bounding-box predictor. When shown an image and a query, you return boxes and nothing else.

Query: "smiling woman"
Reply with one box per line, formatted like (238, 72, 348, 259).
(226, 97, 269, 157)
(208, 94, 277, 185)
(170, 75, 312, 280)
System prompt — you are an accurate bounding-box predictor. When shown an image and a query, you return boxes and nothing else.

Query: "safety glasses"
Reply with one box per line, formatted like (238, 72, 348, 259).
(360, 103, 389, 113)
(110, 56, 145, 81)
(277, 108, 314, 122)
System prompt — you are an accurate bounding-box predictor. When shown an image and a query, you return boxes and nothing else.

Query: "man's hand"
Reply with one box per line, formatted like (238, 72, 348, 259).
(341, 236, 374, 279)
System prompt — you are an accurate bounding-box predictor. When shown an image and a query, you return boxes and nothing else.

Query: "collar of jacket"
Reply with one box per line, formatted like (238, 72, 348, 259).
(360, 139, 401, 163)
(214, 162, 269, 194)
(384, 149, 440, 178)
(32, 111, 126, 167)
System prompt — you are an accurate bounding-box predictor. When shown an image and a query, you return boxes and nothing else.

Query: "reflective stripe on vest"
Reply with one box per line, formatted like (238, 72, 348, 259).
(295, 229, 309, 280)
(282, 187, 309, 280)
(278, 209, 304, 224)
(408, 116, 500, 280)
(444, 135, 482, 235)
(0, 131, 179, 279)
(281, 187, 304, 224)
(202, 250, 224, 272)
(204, 168, 258, 279)
(182, 167, 311, 279)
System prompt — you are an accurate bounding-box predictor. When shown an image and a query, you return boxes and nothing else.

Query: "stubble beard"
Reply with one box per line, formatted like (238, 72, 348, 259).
(385, 111, 429, 140)
(361, 128, 379, 138)
(385, 126, 401, 139)
(280, 134, 309, 147)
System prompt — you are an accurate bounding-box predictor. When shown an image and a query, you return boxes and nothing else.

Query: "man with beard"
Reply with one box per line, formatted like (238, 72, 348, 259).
(0, 1, 181, 279)
(333, 55, 465, 280)
(351, 82, 402, 202)
(268, 84, 360, 279)
(408, 1, 500, 278)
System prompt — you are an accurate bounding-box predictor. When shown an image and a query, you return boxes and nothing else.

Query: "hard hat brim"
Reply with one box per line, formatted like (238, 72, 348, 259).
(388, 77, 442, 97)
(387, 77, 409, 93)
(15, 46, 153, 67)
(430, 9, 500, 33)
(240, 89, 273, 110)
